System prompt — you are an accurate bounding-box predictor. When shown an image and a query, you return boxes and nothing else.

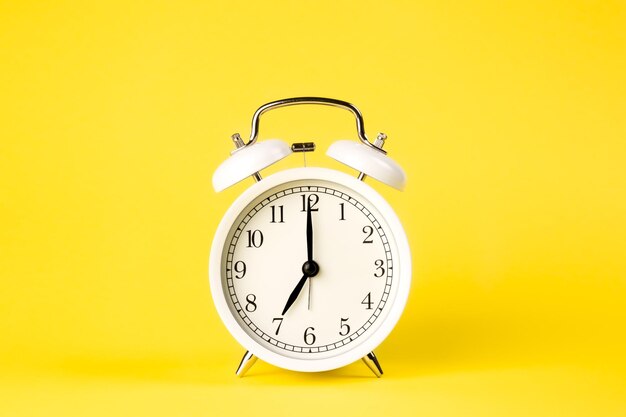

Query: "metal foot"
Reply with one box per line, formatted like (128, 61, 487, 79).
(235, 350, 258, 377)
(361, 351, 383, 377)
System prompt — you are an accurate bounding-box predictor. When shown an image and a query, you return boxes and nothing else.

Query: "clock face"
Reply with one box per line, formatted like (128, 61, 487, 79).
(218, 177, 401, 360)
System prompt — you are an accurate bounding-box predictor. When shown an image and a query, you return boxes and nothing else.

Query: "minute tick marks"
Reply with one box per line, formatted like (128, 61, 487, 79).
(224, 181, 395, 357)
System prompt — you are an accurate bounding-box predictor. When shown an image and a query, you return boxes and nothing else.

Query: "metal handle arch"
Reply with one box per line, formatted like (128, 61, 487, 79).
(243, 97, 386, 154)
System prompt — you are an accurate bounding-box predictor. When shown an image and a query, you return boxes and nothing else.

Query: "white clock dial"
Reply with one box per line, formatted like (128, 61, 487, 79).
(210, 167, 411, 372)
(220, 178, 399, 359)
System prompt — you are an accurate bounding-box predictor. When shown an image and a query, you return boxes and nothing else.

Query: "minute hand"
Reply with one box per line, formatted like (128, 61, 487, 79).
(306, 199, 313, 262)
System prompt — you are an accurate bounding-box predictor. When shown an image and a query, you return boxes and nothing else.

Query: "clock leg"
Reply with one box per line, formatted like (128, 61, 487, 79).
(361, 351, 383, 377)
(235, 350, 258, 377)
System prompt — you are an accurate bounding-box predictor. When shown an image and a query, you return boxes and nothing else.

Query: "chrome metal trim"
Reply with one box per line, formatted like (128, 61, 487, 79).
(244, 97, 386, 154)
(235, 350, 258, 377)
(361, 351, 383, 377)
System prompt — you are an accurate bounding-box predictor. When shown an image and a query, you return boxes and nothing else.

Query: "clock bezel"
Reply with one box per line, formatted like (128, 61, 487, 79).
(209, 167, 411, 372)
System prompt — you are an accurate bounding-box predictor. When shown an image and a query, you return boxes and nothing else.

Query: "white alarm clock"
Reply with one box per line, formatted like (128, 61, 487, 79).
(209, 97, 411, 377)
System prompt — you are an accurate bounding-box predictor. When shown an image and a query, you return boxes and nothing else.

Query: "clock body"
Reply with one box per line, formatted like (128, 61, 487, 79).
(209, 167, 411, 372)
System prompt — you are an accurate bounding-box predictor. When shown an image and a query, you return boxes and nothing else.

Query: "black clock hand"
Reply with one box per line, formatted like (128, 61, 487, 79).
(282, 198, 320, 316)
(281, 273, 309, 316)
(305, 198, 314, 310)
(306, 198, 313, 262)
(283, 258, 320, 315)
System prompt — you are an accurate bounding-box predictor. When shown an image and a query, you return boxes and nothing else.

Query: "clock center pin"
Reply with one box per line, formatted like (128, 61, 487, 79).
(302, 260, 320, 277)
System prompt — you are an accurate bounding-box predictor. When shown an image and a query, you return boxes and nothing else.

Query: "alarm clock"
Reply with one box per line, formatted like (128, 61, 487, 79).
(209, 97, 411, 377)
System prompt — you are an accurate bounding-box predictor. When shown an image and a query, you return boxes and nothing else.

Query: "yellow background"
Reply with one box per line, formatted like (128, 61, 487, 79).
(1, 1, 625, 416)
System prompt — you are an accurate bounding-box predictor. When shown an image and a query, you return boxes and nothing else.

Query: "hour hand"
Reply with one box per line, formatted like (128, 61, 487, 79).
(281, 274, 309, 315)
(282, 261, 319, 315)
